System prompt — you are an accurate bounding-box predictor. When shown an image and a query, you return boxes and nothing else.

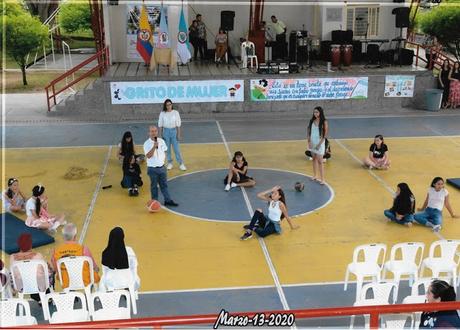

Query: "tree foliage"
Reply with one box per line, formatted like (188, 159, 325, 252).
(59, 0, 91, 33)
(419, 4, 460, 60)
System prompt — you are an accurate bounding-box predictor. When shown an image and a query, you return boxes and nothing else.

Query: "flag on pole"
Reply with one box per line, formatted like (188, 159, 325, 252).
(136, 5, 154, 64)
(157, 5, 170, 49)
(177, 7, 191, 64)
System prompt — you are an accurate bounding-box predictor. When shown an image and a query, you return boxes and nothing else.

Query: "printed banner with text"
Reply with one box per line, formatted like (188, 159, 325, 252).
(384, 75, 415, 97)
(250, 77, 368, 101)
(110, 80, 244, 104)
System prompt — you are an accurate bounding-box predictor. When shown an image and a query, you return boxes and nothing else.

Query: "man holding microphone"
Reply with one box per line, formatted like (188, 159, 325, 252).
(143, 126, 178, 207)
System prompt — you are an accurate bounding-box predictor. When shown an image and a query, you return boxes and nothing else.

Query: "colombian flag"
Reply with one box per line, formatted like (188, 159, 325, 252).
(136, 5, 153, 64)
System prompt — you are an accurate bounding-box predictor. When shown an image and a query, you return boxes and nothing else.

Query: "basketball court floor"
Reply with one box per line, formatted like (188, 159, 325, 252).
(2, 113, 460, 326)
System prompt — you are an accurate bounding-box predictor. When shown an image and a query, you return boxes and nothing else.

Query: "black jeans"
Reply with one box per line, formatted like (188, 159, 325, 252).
(197, 38, 206, 60)
(247, 210, 278, 238)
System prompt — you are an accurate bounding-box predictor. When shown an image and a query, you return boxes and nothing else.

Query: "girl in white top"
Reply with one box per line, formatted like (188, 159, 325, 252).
(158, 99, 186, 171)
(414, 177, 457, 232)
(307, 106, 329, 185)
(2, 178, 26, 213)
(25, 185, 65, 231)
(241, 186, 299, 240)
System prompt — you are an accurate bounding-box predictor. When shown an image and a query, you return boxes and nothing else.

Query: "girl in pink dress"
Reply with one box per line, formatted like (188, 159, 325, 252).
(25, 185, 65, 231)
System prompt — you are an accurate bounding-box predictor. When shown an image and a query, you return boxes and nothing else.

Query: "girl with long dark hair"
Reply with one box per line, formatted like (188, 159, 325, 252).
(118, 131, 144, 164)
(224, 151, 256, 191)
(448, 61, 460, 108)
(438, 59, 451, 109)
(414, 177, 457, 232)
(307, 106, 329, 185)
(384, 183, 415, 226)
(2, 178, 26, 212)
(121, 154, 143, 196)
(363, 135, 391, 170)
(240, 186, 299, 240)
(25, 185, 65, 231)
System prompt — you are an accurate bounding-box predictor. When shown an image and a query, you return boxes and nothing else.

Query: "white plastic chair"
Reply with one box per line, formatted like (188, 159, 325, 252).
(350, 282, 397, 329)
(42, 291, 90, 323)
(381, 313, 413, 329)
(383, 242, 425, 299)
(90, 290, 131, 321)
(241, 41, 258, 69)
(0, 267, 13, 298)
(0, 298, 37, 327)
(344, 243, 387, 300)
(420, 240, 460, 288)
(10, 260, 51, 309)
(402, 278, 432, 329)
(100, 268, 138, 315)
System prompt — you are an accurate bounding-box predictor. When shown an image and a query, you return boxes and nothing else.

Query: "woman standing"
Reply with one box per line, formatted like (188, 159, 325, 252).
(224, 151, 256, 191)
(2, 178, 26, 213)
(363, 135, 391, 170)
(414, 177, 457, 232)
(240, 186, 298, 240)
(188, 20, 199, 61)
(307, 106, 329, 184)
(384, 183, 415, 227)
(214, 28, 228, 63)
(25, 185, 65, 231)
(438, 60, 451, 109)
(158, 99, 186, 171)
(448, 61, 460, 108)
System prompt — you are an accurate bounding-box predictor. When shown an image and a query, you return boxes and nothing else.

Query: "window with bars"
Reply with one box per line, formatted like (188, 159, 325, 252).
(346, 6, 380, 38)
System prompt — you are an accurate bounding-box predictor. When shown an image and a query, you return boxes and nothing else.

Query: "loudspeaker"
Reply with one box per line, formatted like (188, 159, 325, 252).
(344, 30, 353, 44)
(392, 7, 410, 28)
(401, 48, 414, 65)
(367, 44, 380, 64)
(331, 30, 344, 44)
(352, 40, 362, 62)
(108, 0, 118, 4)
(321, 40, 332, 61)
(220, 11, 235, 31)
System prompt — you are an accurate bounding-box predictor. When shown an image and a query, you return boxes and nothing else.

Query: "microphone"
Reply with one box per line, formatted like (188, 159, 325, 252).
(154, 136, 158, 149)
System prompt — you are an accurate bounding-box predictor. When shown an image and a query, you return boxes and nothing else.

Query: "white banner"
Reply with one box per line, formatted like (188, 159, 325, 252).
(384, 75, 415, 97)
(110, 80, 244, 104)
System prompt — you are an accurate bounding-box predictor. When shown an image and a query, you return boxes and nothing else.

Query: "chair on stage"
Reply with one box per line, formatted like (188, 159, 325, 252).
(241, 41, 258, 69)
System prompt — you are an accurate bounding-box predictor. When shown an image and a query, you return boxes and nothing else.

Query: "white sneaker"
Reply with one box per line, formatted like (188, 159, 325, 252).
(323, 159, 327, 163)
(179, 164, 187, 171)
(225, 184, 231, 191)
(167, 163, 173, 170)
(231, 182, 237, 188)
(432, 225, 441, 232)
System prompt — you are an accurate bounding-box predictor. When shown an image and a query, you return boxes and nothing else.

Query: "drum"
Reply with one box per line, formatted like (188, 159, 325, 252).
(342, 44, 353, 66)
(330, 44, 341, 67)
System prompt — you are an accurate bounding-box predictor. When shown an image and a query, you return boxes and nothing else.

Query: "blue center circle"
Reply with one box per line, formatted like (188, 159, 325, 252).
(166, 168, 334, 222)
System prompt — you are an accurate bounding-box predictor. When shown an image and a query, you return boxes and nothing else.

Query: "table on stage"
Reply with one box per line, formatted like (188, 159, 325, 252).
(149, 48, 176, 72)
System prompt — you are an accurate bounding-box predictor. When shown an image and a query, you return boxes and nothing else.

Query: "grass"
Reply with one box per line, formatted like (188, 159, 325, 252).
(2, 70, 99, 93)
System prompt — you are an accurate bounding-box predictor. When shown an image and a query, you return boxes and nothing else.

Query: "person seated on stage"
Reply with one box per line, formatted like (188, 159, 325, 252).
(306, 138, 331, 163)
(118, 131, 145, 164)
(240, 186, 299, 240)
(50, 223, 100, 289)
(25, 185, 66, 231)
(121, 154, 143, 196)
(2, 178, 26, 213)
(269, 15, 287, 59)
(384, 183, 415, 227)
(215, 28, 228, 63)
(224, 151, 256, 191)
(363, 135, 390, 170)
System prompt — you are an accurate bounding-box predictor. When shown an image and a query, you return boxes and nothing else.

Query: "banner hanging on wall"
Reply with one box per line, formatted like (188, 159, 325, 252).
(250, 77, 368, 101)
(384, 75, 415, 97)
(110, 80, 244, 104)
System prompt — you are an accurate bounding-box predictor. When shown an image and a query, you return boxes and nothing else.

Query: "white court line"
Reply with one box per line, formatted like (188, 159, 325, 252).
(423, 125, 460, 148)
(334, 139, 445, 241)
(79, 145, 113, 244)
(216, 121, 293, 315)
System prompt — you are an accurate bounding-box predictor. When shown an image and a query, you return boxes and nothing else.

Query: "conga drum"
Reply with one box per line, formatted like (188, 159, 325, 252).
(342, 44, 353, 66)
(330, 44, 341, 66)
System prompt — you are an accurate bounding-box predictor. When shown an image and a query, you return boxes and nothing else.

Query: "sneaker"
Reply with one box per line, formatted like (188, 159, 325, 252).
(179, 164, 187, 171)
(133, 188, 139, 196)
(164, 200, 179, 207)
(225, 184, 231, 191)
(231, 182, 238, 188)
(308, 157, 313, 161)
(240, 231, 253, 240)
(405, 222, 413, 228)
(167, 163, 173, 170)
(432, 225, 441, 232)
(323, 158, 327, 163)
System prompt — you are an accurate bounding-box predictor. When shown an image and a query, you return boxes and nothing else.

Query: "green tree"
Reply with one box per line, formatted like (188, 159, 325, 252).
(59, 0, 91, 33)
(2, 13, 48, 85)
(419, 4, 460, 60)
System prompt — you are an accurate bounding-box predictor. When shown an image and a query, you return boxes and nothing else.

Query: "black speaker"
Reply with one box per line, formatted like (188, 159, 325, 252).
(367, 44, 380, 64)
(401, 48, 414, 65)
(392, 7, 410, 28)
(352, 40, 362, 62)
(220, 11, 235, 31)
(331, 30, 345, 44)
(344, 30, 353, 44)
(108, 0, 118, 4)
(321, 40, 332, 61)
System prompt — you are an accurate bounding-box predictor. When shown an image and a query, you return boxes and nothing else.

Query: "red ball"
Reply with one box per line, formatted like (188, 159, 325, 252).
(147, 199, 161, 213)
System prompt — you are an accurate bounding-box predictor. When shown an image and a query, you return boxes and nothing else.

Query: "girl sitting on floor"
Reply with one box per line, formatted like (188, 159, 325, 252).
(384, 183, 415, 227)
(363, 135, 390, 170)
(25, 185, 65, 231)
(121, 154, 143, 196)
(240, 186, 299, 240)
(2, 178, 26, 213)
(224, 151, 256, 191)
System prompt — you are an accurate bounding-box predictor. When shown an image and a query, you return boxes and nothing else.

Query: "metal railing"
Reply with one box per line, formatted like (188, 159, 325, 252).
(406, 40, 451, 70)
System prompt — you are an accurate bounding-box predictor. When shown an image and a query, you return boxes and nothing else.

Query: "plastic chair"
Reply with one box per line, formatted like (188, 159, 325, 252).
(100, 268, 138, 315)
(214, 49, 228, 64)
(0, 267, 13, 299)
(381, 313, 413, 329)
(42, 291, 90, 323)
(350, 282, 397, 329)
(90, 290, 131, 321)
(383, 242, 425, 299)
(10, 260, 51, 311)
(420, 240, 460, 288)
(344, 243, 387, 300)
(402, 278, 432, 329)
(241, 41, 258, 69)
(0, 298, 37, 326)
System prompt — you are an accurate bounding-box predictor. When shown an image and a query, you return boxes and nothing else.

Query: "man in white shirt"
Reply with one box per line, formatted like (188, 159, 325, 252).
(269, 15, 287, 60)
(143, 126, 178, 207)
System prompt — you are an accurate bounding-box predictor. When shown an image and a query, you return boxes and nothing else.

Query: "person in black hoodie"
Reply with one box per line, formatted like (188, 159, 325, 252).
(121, 154, 143, 196)
(384, 183, 415, 227)
(420, 280, 460, 328)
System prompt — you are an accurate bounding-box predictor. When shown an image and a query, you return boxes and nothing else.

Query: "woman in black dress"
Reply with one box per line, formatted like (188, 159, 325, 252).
(224, 151, 256, 191)
(438, 60, 451, 109)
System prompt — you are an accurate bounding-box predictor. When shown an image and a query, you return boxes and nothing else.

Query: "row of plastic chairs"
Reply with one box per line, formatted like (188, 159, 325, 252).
(0, 290, 131, 327)
(344, 240, 460, 300)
